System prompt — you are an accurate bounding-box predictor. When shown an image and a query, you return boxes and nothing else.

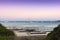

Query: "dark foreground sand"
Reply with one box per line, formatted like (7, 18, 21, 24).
(14, 35, 46, 40)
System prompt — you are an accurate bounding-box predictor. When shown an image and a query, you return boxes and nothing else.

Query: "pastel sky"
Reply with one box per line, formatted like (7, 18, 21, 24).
(0, 0, 60, 21)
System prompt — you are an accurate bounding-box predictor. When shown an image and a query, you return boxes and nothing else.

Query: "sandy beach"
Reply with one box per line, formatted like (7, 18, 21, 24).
(13, 30, 49, 37)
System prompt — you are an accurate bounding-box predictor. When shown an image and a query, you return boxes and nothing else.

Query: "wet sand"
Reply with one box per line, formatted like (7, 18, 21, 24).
(13, 30, 47, 40)
(13, 31, 48, 37)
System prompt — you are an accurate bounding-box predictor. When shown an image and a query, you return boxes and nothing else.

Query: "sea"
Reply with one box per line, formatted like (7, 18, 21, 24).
(0, 21, 60, 31)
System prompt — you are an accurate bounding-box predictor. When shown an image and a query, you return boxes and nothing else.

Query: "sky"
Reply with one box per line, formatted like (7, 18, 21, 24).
(0, 0, 60, 21)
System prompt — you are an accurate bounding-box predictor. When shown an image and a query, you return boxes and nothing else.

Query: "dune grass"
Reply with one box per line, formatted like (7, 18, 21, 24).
(0, 23, 15, 40)
(0, 36, 14, 40)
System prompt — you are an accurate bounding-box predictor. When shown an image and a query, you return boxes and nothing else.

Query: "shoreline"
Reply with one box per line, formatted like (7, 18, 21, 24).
(13, 30, 49, 37)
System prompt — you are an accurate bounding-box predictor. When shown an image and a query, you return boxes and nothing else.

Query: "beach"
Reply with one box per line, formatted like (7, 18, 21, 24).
(13, 31, 49, 37)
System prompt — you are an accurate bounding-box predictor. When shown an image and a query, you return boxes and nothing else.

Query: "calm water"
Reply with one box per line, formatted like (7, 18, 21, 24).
(1, 21, 60, 31)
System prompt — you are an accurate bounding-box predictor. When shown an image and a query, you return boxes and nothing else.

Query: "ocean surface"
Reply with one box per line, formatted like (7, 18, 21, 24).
(0, 21, 60, 31)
